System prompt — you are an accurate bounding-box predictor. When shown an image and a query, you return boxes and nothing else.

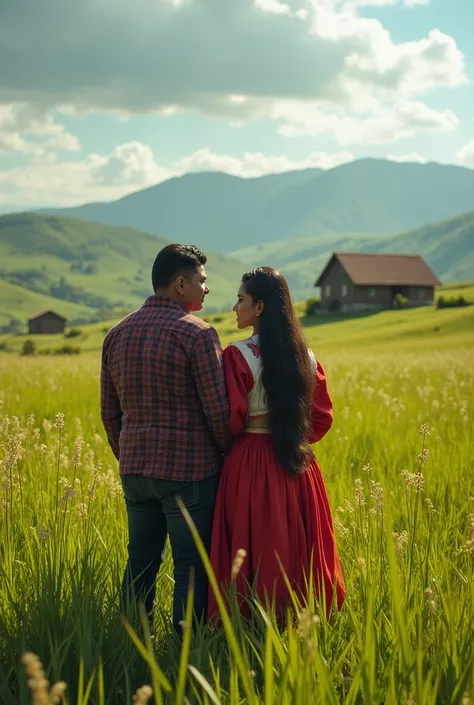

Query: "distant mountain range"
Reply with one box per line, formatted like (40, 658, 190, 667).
(1, 158, 473, 329)
(32, 158, 474, 251)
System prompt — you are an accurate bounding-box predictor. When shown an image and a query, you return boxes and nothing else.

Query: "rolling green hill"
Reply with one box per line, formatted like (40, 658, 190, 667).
(0, 213, 246, 329)
(367, 210, 474, 283)
(232, 210, 474, 299)
(36, 159, 474, 251)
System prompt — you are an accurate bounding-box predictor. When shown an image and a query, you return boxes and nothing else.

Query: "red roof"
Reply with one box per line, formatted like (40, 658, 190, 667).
(28, 309, 67, 321)
(315, 252, 441, 287)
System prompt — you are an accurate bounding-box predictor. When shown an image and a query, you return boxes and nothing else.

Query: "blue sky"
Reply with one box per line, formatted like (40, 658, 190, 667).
(0, 0, 473, 208)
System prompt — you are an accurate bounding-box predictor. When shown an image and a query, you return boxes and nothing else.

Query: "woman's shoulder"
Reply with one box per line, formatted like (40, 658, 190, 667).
(227, 335, 260, 356)
(225, 336, 261, 374)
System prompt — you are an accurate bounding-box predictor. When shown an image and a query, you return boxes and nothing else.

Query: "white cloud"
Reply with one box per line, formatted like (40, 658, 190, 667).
(456, 140, 474, 168)
(0, 143, 354, 207)
(0, 1, 466, 119)
(0, 103, 80, 155)
(268, 99, 458, 144)
(175, 147, 354, 176)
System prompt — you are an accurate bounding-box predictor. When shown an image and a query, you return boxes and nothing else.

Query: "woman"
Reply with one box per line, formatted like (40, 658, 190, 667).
(209, 267, 345, 621)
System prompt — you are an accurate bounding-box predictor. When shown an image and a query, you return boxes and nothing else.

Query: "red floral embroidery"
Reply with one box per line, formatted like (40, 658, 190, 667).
(246, 341, 261, 358)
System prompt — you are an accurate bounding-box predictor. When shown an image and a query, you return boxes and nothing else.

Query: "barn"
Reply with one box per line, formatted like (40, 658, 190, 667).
(314, 252, 441, 314)
(28, 310, 67, 335)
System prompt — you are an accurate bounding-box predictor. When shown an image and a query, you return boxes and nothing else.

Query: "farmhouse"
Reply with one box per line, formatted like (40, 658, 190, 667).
(314, 252, 441, 314)
(28, 310, 67, 335)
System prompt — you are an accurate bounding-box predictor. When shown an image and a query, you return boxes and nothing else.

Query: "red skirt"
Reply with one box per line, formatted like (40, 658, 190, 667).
(208, 433, 346, 621)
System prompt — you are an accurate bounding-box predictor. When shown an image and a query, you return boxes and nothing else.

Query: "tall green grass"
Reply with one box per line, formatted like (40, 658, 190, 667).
(0, 350, 473, 704)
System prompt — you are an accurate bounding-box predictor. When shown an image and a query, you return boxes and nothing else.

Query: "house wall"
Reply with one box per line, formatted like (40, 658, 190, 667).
(28, 314, 66, 335)
(318, 258, 355, 311)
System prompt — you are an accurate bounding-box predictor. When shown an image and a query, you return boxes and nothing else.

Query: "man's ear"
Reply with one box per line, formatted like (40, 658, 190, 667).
(175, 276, 186, 295)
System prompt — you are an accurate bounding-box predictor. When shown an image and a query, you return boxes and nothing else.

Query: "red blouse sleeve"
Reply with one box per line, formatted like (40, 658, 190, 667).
(223, 345, 253, 438)
(308, 360, 333, 444)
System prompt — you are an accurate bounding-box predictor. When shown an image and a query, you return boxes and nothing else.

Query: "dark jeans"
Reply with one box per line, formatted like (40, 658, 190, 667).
(120, 473, 219, 632)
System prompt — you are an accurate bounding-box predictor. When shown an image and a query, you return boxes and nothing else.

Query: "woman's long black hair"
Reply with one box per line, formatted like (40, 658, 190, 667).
(241, 267, 314, 476)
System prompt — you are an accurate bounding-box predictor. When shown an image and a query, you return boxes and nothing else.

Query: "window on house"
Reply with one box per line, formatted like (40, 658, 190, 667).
(341, 284, 348, 297)
(325, 284, 332, 297)
(368, 287, 376, 298)
(419, 288, 426, 299)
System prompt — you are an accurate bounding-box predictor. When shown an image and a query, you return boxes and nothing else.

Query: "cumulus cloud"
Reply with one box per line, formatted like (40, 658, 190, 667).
(0, 0, 466, 118)
(0, 142, 354, 207)
(0, 104, 80, 155)
(456, 139, 474, 168)
(175, 147, 354, 176)
(268, 99, 458, 144)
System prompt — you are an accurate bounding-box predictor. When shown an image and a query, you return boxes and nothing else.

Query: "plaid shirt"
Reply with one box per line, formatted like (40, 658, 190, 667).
(100, 295, 231, 481)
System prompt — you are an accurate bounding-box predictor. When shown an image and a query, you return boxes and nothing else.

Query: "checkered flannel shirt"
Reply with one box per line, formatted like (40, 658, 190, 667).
(100, 295, 231, 481)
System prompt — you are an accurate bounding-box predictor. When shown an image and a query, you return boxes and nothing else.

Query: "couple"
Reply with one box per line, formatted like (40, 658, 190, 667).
(100, 244, 345, 632)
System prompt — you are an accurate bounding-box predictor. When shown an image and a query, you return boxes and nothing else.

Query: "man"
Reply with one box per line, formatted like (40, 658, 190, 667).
(100, 244, 231, 631)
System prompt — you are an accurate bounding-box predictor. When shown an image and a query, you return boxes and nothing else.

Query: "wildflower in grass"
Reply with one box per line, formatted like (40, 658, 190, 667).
(462, 692, 472, 705)
(425, 497, 436, 514)
(343, 498, 354, 513)
(132, 685, 153, 704)
(49, 681, 67, 705)
(42, 419, 52, 433)
(401, 470, 424, 492)
(27, 413, 35, 427)
(355, 478, 365, 507)
(334, 516, 349, 537)
(0, 415, 10, 435)
(420, 422, 431, 436)
(72, 437, 84, 469)
(54, 413, 65, 430)
(88, 461, 102, 501)
(231, 548, 247, 580)
(392, 530, 409, 556)
(418, 448, 430, 464)
(21, 651, 66, 705)
(4, 433, 23, 472)
(362, 463, 372, 475)
(370, 480, 384, 513)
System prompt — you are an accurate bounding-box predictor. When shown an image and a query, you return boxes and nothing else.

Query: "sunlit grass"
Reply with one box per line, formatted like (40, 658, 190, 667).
(0, 344, 473, 703)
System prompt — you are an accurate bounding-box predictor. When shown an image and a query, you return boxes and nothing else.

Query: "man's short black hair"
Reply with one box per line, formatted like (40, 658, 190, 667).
(152, 244, 207, 291)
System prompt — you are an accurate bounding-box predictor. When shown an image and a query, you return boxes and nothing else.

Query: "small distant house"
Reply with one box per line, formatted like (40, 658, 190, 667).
(28, 310, 67, 335)
(314, 252, 441, 314)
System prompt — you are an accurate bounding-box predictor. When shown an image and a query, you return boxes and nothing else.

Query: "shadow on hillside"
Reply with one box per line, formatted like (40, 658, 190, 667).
(301, 310, 381, 329)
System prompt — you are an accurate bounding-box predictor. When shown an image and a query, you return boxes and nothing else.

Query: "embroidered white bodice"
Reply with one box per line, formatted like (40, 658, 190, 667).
(230, 335, 316, 419)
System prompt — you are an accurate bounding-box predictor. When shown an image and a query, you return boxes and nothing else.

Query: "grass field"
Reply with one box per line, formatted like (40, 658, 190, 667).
(0, 303, 473, 704)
